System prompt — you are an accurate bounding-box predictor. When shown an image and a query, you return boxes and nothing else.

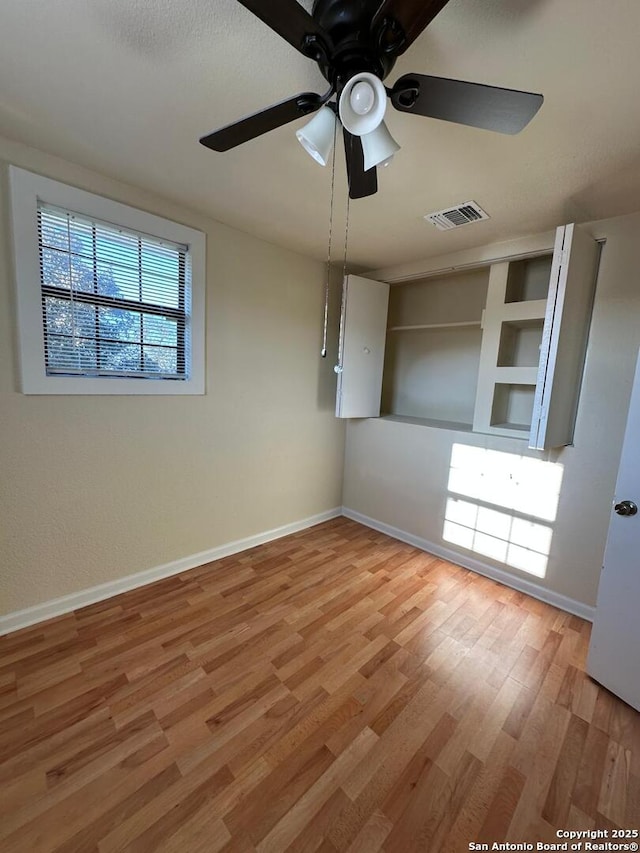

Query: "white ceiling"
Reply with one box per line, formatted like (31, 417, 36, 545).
(1, 0, 639, 269)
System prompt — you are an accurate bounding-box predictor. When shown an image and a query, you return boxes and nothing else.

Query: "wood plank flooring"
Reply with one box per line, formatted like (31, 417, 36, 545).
(1, 518, 638, 852)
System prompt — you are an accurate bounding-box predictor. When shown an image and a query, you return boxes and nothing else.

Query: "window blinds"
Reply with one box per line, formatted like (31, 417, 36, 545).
(38, 203, 191, 380)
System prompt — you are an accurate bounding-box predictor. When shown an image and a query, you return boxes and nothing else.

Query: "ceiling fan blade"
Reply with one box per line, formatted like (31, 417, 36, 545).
(391, 74, 544, 134)
(200, 93, 323, 152)
(343, 129, 377, 200)
(374, 0, 452, 54)
(235, 0, 332, 58)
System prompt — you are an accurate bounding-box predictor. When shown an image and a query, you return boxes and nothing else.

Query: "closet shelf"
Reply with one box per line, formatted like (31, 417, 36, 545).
(387, 320, 481, 332)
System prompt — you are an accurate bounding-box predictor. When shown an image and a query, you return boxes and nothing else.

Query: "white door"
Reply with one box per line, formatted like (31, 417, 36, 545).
(335, 274, 389, 418)
(587, 348, 640, 711)
(529, 223, 600, 450)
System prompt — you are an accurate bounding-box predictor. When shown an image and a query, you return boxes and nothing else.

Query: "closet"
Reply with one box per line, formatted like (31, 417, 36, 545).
(336, 224, 599, 450)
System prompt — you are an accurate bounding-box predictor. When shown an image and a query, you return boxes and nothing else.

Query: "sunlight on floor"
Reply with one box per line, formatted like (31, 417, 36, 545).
(443, 443, 564, 578)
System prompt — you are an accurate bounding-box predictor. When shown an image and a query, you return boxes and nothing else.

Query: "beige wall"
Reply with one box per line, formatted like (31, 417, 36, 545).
(0, 136, 346, 617)
(2, 133, 638, 621)
(343, 213, 640, 608)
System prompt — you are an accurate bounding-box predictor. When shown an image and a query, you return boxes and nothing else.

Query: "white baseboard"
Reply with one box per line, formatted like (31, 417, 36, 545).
(0, 508, 342, 636)
(342, 507, 596, 622)
(2, 504, 595, 636)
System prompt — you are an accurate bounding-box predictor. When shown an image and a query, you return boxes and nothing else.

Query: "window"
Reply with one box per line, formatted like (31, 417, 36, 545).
(39, 206, 189, 380)
(9, 167, 205, 394)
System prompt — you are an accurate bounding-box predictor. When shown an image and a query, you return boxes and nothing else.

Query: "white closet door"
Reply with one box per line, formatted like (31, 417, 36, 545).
(587, 348, 640, 712)
(529, 224, 599, 450)
(336, 274, 389, 419)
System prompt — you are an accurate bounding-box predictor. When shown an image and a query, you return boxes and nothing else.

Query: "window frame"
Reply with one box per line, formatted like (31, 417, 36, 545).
(9, 166, 206, 395)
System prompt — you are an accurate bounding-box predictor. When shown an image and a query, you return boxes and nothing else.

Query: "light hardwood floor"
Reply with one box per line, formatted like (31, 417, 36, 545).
(0, 518, 638, 852)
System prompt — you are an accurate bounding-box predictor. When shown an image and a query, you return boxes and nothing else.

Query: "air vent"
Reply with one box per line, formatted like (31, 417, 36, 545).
(424, 201, 490, 231)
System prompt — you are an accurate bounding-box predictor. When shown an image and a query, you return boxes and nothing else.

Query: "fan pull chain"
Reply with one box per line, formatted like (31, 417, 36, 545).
(321, 113, 339, 358)
(342, 181, 351, 281)
(335, 154, 352, 375)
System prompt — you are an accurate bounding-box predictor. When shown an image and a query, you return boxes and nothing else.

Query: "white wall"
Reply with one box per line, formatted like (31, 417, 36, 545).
(343, 213, 640, 609)
(0, 136, 346, 618)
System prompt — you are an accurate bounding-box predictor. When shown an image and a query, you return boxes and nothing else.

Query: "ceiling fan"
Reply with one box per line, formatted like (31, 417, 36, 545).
(199, 0, 544, 199)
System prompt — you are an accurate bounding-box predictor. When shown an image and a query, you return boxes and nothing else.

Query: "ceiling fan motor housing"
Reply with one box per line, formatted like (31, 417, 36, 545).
(311, 0, 399, 92)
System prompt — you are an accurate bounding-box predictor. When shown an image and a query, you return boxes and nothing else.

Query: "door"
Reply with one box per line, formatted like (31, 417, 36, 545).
(529, 223, 600, 450)
(335, 274, 389, 418)
(587, 348, 640, 711)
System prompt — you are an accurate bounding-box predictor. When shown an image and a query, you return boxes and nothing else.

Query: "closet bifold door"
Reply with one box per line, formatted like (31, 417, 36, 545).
(336, 274, 390, 418)
(529, 224, 600, 450)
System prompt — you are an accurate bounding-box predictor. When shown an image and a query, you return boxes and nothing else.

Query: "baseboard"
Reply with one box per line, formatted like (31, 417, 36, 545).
(2, 504, 595, 636)
(342, 507, 596, 622)
(0, 508, 342, 636)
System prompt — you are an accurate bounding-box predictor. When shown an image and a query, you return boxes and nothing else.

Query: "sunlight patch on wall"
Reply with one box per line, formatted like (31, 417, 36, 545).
(443, 444, 564, 578)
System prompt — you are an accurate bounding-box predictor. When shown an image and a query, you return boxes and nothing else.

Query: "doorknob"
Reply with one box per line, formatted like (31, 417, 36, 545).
(614, 500, 638, 516)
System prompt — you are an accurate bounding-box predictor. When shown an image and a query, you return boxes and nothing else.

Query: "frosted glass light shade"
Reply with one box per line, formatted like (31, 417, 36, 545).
(339, 72, 387, 137)
(296, 106, 337, 166)
(361, 121, 400, 171)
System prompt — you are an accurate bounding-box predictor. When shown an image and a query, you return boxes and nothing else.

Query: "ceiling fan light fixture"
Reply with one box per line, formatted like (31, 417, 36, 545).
(296, 105, 337, 166)
(349, 81, 376, 116)
(361, 121, 400, 171)
(339, 72, 387, 137)
(200, 0, 545, 201)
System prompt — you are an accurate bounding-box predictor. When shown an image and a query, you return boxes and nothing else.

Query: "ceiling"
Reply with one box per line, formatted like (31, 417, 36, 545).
(1, 0, 639, 270)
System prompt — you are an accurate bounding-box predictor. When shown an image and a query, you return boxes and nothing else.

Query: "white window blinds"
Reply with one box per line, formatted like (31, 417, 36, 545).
(38, 203, 191, 380)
